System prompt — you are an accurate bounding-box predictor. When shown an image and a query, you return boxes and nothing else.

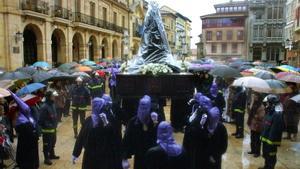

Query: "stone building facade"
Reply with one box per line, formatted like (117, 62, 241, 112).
(201, 0, 249, 61)
(0, 0, 146, 70)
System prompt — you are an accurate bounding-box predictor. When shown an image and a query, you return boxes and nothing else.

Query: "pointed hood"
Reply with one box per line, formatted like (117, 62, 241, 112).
(128, 1, 179, 73)
(137, 95, 152, 124)
(199, 95, 213, 112)
(207, 107, 220, 134)
(157, 121, 182, 157)
(11, 92, 35, 126)
(91, 98, 105, 127)
(210, 82, 218, 98)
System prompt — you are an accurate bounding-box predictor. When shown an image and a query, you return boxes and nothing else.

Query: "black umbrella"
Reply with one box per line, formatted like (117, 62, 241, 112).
(32, 71, 53, 83)
(16, 66, 37, 76)
(48, 69, 72, 81)
(0, 71, 31, 80)
(209, 65, 241, 78)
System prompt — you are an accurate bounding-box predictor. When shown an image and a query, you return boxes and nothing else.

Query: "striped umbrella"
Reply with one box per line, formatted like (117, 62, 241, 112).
(276, 72, 300, 83)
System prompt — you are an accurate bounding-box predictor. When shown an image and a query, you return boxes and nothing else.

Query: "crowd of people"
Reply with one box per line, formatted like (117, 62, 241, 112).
(0, 69, 299, 169)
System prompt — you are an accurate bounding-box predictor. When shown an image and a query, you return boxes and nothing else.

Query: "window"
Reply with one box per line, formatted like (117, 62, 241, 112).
(237, 30, 244, 40)
(227, 31, 233, 40)
(267, 7, 272, 19)
(267, 47, 279, 61)
(222, 43, 227, 53)
(211, 44, 217, 53)
(55, 0, 61, 6)
(232, 43, 238, 53)
(113, 12, 117, 25)
(122, 16, 125, 27)
(206, 31, 212, 40)
(103, 7, 107, 21)
(267, 25, 272, 37)
(216, 31, 222, 40)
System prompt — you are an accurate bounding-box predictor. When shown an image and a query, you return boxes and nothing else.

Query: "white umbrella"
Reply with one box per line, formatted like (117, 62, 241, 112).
(232, 77, 271, 91)
(290, 94, 300, 103)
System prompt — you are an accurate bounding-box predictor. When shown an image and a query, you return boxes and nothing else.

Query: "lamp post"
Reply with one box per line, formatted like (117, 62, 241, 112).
(122, 30, 130, 66)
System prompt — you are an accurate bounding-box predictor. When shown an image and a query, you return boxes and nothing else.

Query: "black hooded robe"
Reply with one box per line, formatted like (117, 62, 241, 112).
(145, 146, 189, 169)
(183, 119, 228, 169)
(122, 116, 159, 169)
(15, 122, 39, 169)
(73, 117, 122, 169)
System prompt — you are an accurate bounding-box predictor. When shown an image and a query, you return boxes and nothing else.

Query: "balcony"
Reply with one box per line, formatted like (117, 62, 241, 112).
(265, 37, 284, 43)
(21, 0, 49, 15)
(52, 5, 71, 20)
(73, 12, 124, 33)
(249, 0, 265, 9)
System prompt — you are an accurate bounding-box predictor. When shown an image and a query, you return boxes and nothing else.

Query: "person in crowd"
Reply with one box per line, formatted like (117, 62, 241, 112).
(88, 72, 105, 98)
(231, 86, 247, 138)
(184, 95, 228, 169)
(208, 81, 225, 118)
(0, 98, 12, 168)
(145, 121, 188, 169)
(109, 67, 118, 100)
(63, 80, 72, 117)
(247, 92, 265, 157)
(259, 95, 284, 169)
(102, 94, 122, 141)
(283, 83, 300, 141)
(71, 77, 90, 138)
(122, 95, 161, 169)
(54, 82, 66, 122)
(39, 91, 60, 165)
(170, 97, 189, 132)
(72, 98, 122, 169)
(11, 92, 39, 169)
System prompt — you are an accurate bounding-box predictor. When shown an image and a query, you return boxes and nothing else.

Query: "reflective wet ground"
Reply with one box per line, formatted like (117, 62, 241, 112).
(6, 106, 300, 169)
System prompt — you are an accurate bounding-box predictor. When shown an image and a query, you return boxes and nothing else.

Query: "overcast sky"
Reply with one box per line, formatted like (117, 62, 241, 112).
(148, 0, 230, 49)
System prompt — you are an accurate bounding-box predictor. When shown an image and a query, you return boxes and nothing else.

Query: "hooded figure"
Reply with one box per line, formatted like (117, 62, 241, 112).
(11, 92, 39, 169)
(122, 95, 161, 169)
(73, 98, 122, 169)
(109, 67, 118, 99)
(183, 103, 228, 169)
(209, 82, 225, 116)
(145, 121, 188, 169)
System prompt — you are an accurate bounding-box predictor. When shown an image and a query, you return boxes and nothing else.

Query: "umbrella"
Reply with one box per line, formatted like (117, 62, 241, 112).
(72, 72, 91, 78)
(11, 94, 41, 107)
(0, 88, 10, 98)
(94, 70, 106, 78)
(0, 67, 5, 74)
(254, 71, 275, 80)
(239, 64, 253, 71)
(72, 65, 93, 72)
(232, 77, 270, 91)
(32, 61, 51, 69)
(0, 80, 16, 89)
(276, 72, 300, 83)
(241, 69, 254, 77)
(290, 94, 300, 103)
(253, 79, 292, 94)
(188, 64, 214, 72)
(16, 83, 46, 96)
(58, 63, 78, 73)
(48, 69, 72, 80)
(209, 65, 241, 78)
(16, 66, 37, 75)
(32, 71, 53, 83)
(0, 71, 31, 80)
(270, 65, 298, 73)
(82, 60, 97, 66)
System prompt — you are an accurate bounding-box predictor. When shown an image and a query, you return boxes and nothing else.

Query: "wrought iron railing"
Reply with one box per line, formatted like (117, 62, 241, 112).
(21, 0, 49, 15)
(72, 12, 124, 33)
(52, 5, 71, 19)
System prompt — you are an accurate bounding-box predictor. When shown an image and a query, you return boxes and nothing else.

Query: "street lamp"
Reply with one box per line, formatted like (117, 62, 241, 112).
(286, 39, 293, 51)
(15, 31, 23, 43)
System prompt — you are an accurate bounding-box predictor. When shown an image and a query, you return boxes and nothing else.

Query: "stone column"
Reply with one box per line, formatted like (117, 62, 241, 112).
(66, 27, 73, 62)
(44, 21, 53, 63)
